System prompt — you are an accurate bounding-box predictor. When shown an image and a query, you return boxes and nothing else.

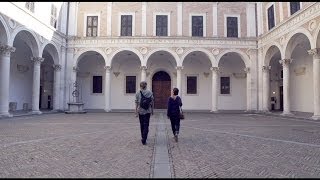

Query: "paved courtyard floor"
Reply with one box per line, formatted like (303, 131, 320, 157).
(0, 112, 320, 178)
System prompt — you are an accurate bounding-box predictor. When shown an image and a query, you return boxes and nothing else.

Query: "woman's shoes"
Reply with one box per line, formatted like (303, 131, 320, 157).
(174, 134, 178, 142)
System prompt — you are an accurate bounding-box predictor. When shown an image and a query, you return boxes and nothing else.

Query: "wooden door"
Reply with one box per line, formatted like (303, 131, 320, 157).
(279, 86, 283, 111)
(153, 81, 171, 109)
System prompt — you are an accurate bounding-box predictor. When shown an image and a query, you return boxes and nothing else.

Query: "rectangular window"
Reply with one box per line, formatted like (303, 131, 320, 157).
(121, 15, 132, 36)
(92, 76, 102, 93)
(187, 76, 197, 94)
(192, 16, 203, 37)
(290, 2, 300, 15)
(126, 76, 136, 94)
(220, 77, 230, 94)
(267, 5, 275, 30)
(87, 16, 98, 37)
(156, 15, 168, 36)
(50, 4, 57, 28)
(227, 17, 238, 37)
(25, 2, 35, 13)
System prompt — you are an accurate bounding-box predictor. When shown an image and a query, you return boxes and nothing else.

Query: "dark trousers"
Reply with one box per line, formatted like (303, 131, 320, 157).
(139, 113, 151, 142)
(170, 116, 180, 135)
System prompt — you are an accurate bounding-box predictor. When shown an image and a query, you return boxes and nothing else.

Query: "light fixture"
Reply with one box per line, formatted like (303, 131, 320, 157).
(272, 91, 276, 94)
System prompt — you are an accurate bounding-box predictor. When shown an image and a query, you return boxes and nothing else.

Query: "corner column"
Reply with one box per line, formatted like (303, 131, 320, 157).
(308, 48, 320, 120)
(279, 59, 293, 115)
(176, 66, 183, 96)
(141, 66, 147, 82)
(53, 64, 62, 111)
(210, 67, 219, 112)
(262, 65, 271, 112)
(104, 66, 111, 112)
(0, 45, 15, 117)
(31, 57, 44, 114)
(244, 67, 252, 111)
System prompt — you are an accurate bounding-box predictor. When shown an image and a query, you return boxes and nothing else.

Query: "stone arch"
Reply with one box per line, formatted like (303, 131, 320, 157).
(74, 48, 108, 67)
(315, 22, 320, 48)
(264, 43, 283, 66)
(144, 48, 179, 66)
(216, 49, 250, 68)
(284, 28, 314, 58)
(108, 48, 143, 67)
(0, 15, 10, 45)
(41, 43, 60, 65)
(10, 27, 40, 57)
(181, 48, 216, 67)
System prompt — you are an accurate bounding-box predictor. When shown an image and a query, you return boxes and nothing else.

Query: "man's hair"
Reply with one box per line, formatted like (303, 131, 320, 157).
(140, 81, 147, 90)
(173, 88, 179, 95)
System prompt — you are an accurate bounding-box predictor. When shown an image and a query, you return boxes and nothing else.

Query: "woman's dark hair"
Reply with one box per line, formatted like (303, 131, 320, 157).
(173, 88, 179, 95)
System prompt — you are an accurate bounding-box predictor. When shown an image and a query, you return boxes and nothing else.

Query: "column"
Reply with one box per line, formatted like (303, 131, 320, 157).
(0, 45, 15, 117)
(176, 66, 183, 96)
(104, 66, 111, 112)
(246, 3, 256, 37)
(177, 2, 182, 36)
(210, 67, 219, 112)
(142, 2, 147, 36)
(107, 2, 112, 36)
(52, 64, 61, 111)
(244, 67, 251, 111)
(262, 65, 271, 112)
(279, 59, 293, 115)
(72, 66, 79, 84)
(140, 66, 147, 82)
(212, 2, 218, 37)
(308, 48, 320, 120)
(279, 2, 284, 22)
(257, 2, 263, 36)
(31, 57, 44, 114)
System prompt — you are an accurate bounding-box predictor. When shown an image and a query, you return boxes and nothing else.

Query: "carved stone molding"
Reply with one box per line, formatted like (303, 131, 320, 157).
(140, 47, 148, 55)
(175, 66, 183, 70)
(31, 57, 44, 65)
(244, 67, 250, 73)
(104, 66, 112, 71)
(203, 72, 210, 78)
(211, 48, 220, 56)
(105, 47, 112, 55)
(8, 18, 16, 29)
(140, 66, 147, 70)
(53, 64, 62, 71)
(73, 66, 80, 72)
(279, 36, 285, 45)
(0, 45, 16, 56)
(308, 48, 320, 59)
(233, 73, 247, 79)
(308, 19, 317, 32)
(262, 65, 271, 72)
(279, 59, 293, 66)
(16, 64, 29, 73)
(210, 66, 220, 72)
(176, 47, 183, 55)
(294, 66, 306, 76)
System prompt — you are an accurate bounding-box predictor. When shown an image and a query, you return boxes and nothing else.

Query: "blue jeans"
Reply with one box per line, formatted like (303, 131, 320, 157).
(139, 113, 150, 142)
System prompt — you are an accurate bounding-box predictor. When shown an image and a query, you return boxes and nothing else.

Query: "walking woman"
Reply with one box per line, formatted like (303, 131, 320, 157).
(167, 88, 183, 142)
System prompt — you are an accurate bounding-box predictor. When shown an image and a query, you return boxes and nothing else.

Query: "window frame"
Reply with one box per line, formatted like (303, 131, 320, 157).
(91, 75, 104, 95)
(265, 2, 276, 31)
(153, 12, 171, 36)
(189, 13, 206, 37)
(124, 74, 137, 95)
(83, 13, 100, 37)
(220, 76, 231, 95)
(287, 2, 302, 16)
(120, 14, 133, 36)
(185, 74, 199, 96)
(224, 14, 241, 38)
(118, 12, 135, 36)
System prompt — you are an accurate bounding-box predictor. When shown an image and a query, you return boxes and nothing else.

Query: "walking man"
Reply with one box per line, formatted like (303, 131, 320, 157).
(135, 81, 154, 145)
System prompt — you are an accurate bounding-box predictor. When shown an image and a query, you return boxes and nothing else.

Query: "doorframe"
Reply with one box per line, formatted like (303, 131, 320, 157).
(150, 69, 173, 92)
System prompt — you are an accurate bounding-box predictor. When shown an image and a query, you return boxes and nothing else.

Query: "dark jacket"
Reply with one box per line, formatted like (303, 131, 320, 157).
(167, 96, 182, 118)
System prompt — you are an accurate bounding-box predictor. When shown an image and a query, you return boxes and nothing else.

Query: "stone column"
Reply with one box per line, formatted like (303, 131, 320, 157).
(140, 66, 147, 82)
(212, 2, 218, 37)
(0, 45, 15, 117)
(142, 2, 147, 36)
(210, 67, 219, 112)
(72, 66, 79, 84)
(279, 59, 293, 115)
(107, 2, 112, 36)
(176, 66, 183, 96)
(104, 66, 111, 112)
(308, 48, 320, 120)
(244, 67, 251, 111)
(31, 57, 44, 114)
(177, 2, 182, 36)
(262, 65, 271, 112)
(52, 64, 61, 111)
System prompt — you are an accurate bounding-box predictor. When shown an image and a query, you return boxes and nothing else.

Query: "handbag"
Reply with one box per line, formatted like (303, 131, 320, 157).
(179, 106, 185, 120)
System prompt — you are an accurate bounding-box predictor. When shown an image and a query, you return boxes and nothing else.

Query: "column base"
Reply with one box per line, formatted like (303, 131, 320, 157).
(281, 112, 293, 116)
(261, 110, 271, 114)
(50, 109, 60, 113)
(244, 110, 255, 113)
(104, 109, 111, 112)
(311, 115, 320, 120)
(30, 110, 42, 115)
(0, 112, 13, 118)
(210, 110, 218, 113)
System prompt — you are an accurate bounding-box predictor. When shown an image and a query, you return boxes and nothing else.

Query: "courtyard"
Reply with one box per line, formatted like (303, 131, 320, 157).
(0, 112, 320, 178)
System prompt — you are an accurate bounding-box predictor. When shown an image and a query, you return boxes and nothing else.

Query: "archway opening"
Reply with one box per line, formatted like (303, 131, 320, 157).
(40, 49, 54, 110)
(152, 71, 171, 109)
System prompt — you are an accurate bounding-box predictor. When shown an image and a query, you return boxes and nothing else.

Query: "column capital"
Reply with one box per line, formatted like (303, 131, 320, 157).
(104, 66, 111, 71)
(279, 59, 292, 66)
(262, 65, 271, 72)
(31, 57, 44, 65)
(210, 66, 220, 72)
(0, 45, 16, 57)
(244, 67, 250, 73)
(140, 66, 147, 70)
(73, 66, 79, 72)
(176, 66, 183, 70)
(308, 48, 320, 59)
(53, 64, 62, 71)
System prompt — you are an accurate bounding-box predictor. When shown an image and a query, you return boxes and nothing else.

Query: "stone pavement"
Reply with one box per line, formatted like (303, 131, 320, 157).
(0, 112, 320, 178)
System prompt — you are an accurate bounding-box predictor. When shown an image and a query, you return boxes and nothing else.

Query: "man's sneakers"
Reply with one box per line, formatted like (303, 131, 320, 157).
(141, 139, 146, 145)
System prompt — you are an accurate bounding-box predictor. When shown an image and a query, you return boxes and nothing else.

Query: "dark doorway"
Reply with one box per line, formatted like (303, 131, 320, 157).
(152, 71, 171, 109)
(279, 86, 283, 111)
(39, 86, 42, 109)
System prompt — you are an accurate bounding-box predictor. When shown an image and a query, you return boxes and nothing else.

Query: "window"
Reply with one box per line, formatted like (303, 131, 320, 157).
(187, 76, 197, 94)
(227, 17, 238, 37)
(290, 2, 300, 15)
(92, 76, 102, 93)
(220, 77, 230, 94)
(87, 16, 98, 37)
(25, 2, 34, 13)
(192, 16, 203, 37)
(267, 5, 275, 30)
(50, 4, 57, 28)
(280, 70, 283, 79)
(126, 76, 136, 94)
(121, 15, 132, 36)
(156, 15, 168, 36)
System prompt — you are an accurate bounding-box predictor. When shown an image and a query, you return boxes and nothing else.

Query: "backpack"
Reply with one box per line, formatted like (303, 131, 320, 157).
(140, 91, 152, 110)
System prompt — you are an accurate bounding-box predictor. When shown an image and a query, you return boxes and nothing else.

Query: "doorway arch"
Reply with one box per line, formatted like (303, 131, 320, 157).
(152, 71, 171, 109)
